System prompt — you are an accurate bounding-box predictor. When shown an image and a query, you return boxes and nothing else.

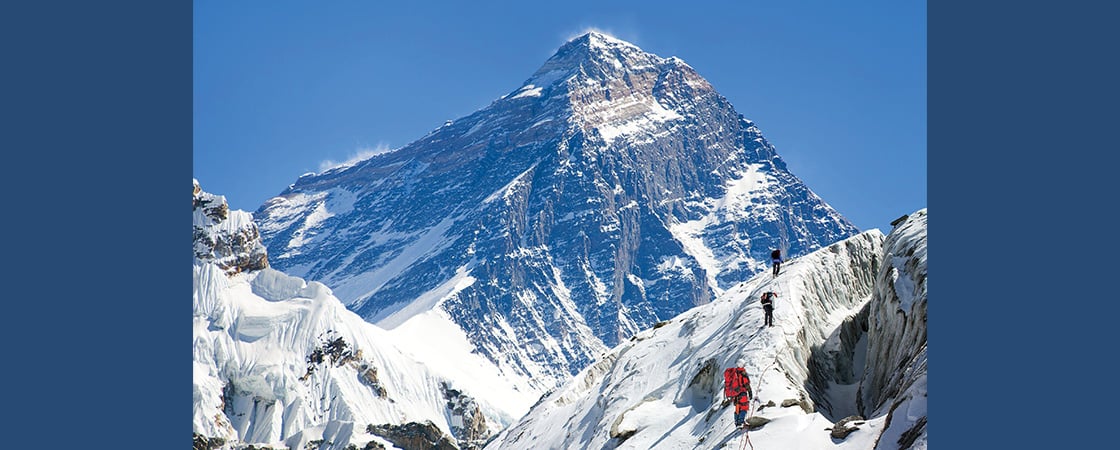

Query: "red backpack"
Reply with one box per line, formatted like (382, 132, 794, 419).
(723, 367, 751, 399)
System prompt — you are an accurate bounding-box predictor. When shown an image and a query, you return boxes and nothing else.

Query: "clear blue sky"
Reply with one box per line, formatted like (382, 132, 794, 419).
(194, 0, 925, 232)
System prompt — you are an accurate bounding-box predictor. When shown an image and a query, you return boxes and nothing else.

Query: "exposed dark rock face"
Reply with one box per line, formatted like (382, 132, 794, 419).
(441, 382, 490, 445)
(745, 416, 770, 430)
(829, 415, 865, 440)
(193, 433, 225, 450)
(897, 415, 927, 449)
(194, 179, 268, 275)
(299, 333, 389, 399)
(366, 421, 459, 450)
(780, 397, 814, 414)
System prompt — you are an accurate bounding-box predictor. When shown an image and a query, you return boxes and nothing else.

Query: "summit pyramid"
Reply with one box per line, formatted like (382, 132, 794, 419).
(254, 32, 859, 390)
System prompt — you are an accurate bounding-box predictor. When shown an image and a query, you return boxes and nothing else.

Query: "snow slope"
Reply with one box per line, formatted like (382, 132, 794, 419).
(193, 182, 529, 450)
(486, 230, 888, 450)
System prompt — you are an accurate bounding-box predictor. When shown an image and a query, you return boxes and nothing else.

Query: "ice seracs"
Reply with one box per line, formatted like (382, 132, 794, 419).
(193, 182, 523, 450)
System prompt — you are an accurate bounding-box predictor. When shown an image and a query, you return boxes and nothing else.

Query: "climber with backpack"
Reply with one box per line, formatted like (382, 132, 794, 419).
(760, 291, 777, 327)
(723, 367, 753, 428)
(770, 249, 782, 277)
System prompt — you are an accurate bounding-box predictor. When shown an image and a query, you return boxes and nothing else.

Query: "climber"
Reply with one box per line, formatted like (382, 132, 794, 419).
(760, 291, 777, 327)
(723, 367, 753, 428)
(770, 249, 782, 277)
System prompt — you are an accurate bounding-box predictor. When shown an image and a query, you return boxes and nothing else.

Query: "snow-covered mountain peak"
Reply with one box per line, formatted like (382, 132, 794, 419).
(528, 31, 654, 82)
(520, 32, 708, 100)
(256, 32, 859, 396)
(514, 32, 714, 147)
(582, 30, 632, 48)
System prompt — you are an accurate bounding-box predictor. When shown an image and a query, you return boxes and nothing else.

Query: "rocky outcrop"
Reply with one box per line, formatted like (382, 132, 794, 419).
(193, 179, 268, 275)
(193, 433, 225, 450)
(745, 416, 770, 430)
(440, 382, 489, 445)
(298, 333, 389, 398)
(829, 415, 866, 440)
(366, 422, 458, 450)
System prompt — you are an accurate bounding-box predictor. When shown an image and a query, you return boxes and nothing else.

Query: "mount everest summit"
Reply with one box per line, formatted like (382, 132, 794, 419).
(253, 32, 858, 392)
(194, 32, 926, 450)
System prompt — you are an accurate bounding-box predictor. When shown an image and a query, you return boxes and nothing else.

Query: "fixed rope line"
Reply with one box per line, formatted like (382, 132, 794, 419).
(740, 341, 783, 450)
(735, 275, 792, 450)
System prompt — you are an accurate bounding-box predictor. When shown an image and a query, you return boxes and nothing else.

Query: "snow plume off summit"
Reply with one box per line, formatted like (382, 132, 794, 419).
(254, 32, 860, 392)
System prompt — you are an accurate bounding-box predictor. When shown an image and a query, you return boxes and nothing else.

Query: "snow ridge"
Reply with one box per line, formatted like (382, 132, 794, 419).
(486, 230, 888, 450)
(486, 211, 927, 450)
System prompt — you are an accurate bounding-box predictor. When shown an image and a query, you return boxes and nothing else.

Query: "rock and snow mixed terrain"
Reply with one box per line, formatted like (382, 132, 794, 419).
(485, 209, 927, 450)
(253, 32, 859, 395)
(194, 182, 527, 450)
(193, 32, 926, 450)
(194, 177, 926, 450)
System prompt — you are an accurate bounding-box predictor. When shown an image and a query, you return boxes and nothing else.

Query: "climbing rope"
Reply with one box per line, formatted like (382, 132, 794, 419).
(740, 423, 754, 450)
(738, 348, 783, 450)
(733, 276, 791, 449)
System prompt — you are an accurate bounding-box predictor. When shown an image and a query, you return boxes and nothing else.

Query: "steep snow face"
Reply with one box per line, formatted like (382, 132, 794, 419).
(860, 209, 927, 450)
(485, 231, 886, 450)
(255, 31, 859, 390)
(193, 184, 533, 450)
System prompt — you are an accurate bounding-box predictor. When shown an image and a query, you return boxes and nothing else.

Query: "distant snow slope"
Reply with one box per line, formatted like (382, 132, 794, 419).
(193, 182, 529, 450)
(485, 210, 927, 450)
